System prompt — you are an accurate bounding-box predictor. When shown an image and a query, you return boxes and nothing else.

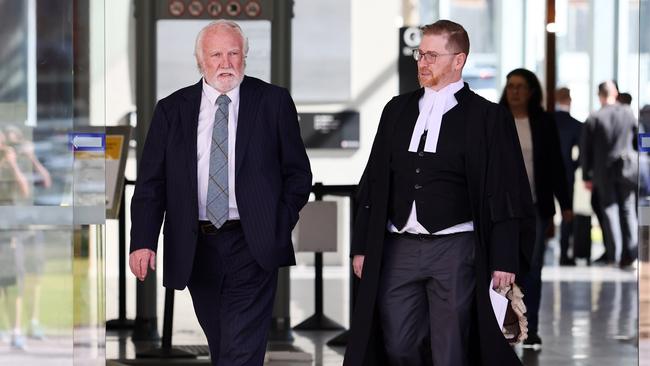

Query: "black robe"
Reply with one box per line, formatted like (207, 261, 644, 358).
(343, 84, 536, 366)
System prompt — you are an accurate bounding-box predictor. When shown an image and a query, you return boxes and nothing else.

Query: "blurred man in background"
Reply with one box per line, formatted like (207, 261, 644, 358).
(581, 81, 638, 269)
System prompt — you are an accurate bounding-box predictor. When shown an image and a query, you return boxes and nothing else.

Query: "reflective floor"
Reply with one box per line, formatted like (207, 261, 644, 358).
(283, 266, 640, 366)
(3, 238, 640, 365)
(103, 245, 640, 366)
(516, 270, 638, 365)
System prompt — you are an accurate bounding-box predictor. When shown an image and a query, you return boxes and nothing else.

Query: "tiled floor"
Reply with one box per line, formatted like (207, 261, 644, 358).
(0, 240, 643, 365)
(104, 263, 640, 365)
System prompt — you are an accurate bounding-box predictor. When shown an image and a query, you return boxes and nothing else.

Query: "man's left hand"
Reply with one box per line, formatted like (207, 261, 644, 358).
(492, 271, 515, 289)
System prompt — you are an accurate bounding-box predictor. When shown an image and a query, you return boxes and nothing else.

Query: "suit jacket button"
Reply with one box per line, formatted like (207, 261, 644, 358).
(418, 151, 424, 157)
(415, 168, 421, 174)
(414, 184, 422, 190)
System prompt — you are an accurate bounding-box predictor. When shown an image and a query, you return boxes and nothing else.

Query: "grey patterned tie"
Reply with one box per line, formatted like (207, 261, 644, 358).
(206, 94, 231, 228)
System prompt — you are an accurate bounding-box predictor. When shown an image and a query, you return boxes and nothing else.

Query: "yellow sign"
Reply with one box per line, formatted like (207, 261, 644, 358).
(105, 135, 124, 160)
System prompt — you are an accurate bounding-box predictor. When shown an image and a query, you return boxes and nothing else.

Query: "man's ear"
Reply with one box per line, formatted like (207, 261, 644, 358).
(455, 53, 467, 71)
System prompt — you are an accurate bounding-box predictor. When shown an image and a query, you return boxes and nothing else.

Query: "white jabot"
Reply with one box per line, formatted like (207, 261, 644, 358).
(198, 79, 241, 220)
(408, 78, 465, 153)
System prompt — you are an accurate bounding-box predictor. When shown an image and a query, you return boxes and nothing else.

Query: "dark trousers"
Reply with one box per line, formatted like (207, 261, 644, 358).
(559, 185, 574, 260)
(188, 224, 278, 366)
(592, 187, 619, 262)
(377, 232, 476, 366)
(522, 214, 550, 335)
(597, 179, 638, 263)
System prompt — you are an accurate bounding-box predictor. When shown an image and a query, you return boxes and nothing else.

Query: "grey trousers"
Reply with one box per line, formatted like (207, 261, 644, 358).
(597, 178, 638, 264)
(378, 232, 476, 366)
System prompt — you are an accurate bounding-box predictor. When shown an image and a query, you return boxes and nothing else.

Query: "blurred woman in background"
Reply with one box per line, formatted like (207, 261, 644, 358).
(499, 68, 572, 350)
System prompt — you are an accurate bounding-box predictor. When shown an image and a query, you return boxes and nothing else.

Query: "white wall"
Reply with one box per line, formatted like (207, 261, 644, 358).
(105, 0, 136, 126)
(304, 0, 400, 185)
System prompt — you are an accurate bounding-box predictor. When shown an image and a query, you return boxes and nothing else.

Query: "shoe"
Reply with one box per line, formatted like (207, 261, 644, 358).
(28, 320, 45, 340)
(594, 254, 614, 265)
(522, 333, 542, 350)
(11, 335, 26, 350)
(559, 257, 576, 266)
(619, 257, 636, 269)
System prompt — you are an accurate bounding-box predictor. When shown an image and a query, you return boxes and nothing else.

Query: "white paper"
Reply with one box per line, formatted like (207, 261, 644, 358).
(489, 280, 509, 330)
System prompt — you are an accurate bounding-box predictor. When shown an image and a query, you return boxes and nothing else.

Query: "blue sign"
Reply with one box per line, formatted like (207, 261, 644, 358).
(639, 134, 650, 152)
(69, 133, 105, 152)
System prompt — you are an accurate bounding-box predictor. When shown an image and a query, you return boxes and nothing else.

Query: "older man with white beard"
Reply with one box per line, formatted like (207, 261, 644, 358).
(129, 20, 312, 366)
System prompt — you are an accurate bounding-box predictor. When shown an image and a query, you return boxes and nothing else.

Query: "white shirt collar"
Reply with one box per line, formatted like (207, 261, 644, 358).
(555, 104, 571, 112)
(409, 78, 465, 154)
(202, 78, 240, 107)
(423, 78, 465, 98)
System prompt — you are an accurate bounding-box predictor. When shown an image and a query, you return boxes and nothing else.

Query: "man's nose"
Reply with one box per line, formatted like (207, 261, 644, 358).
(217, 55, 232, 68)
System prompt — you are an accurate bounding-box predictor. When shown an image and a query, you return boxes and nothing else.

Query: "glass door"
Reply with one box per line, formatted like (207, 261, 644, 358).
(638, 0, 650, 348)
(0, 0, 106, 364)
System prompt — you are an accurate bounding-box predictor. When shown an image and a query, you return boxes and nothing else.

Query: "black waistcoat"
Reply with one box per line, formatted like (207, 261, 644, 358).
(388, 89, 472, 233)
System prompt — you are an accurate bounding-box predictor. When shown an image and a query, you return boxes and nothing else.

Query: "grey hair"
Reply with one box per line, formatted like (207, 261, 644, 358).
(194, 20, 249, 73)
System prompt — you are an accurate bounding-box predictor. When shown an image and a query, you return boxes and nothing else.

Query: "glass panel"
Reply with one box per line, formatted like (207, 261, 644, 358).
(557, 0, 639, 121)
(0, 0, 75, 362)
(638, 0, 650, 345)
(291, 0, 351, 103)
(556, 0, 591, 121)
(0, 0, 106, 363)
(438, 0, 547, 102)
(73, 0, 106, 364)
(445, 0, 500, 101)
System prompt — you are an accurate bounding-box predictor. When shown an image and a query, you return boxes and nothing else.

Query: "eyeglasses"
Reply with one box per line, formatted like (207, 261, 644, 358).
(412, 49, 461, 63)
(506, 83, 529, 92)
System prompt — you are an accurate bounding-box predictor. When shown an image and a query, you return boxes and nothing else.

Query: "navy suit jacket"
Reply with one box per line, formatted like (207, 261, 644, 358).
(130, 76, 313, 290)
(554, 110, 582, 187)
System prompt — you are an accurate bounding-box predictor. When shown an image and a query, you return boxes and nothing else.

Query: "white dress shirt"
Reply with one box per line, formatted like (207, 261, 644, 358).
(197, 79, 240, 220)
(514, 117, 536, 202)
(388, 78, 474, 235)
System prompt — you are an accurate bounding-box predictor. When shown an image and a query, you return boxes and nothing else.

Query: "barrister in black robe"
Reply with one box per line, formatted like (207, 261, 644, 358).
(343, 20, 535, 366)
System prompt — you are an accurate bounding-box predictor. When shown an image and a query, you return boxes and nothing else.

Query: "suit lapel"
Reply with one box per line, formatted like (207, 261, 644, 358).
(180, 80, 203, 200)
(392, 89, 424, 152)
(404, 88, 424, 131)
(235, 76, 261, 176)
(445, 84, 470, 121)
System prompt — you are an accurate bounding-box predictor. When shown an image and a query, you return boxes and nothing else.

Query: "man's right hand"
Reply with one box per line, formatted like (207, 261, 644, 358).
(129, 248, 156, 281)
(353, 255, 365, 278)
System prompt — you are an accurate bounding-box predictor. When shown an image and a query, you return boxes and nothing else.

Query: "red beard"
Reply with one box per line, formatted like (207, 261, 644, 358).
(418, 71, 439, 88)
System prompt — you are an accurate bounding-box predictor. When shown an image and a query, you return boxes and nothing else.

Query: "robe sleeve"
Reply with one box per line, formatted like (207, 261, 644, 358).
(351, 166, 371, 257)
(546, 113, 572, 211)
(350, 98, 396, 257)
